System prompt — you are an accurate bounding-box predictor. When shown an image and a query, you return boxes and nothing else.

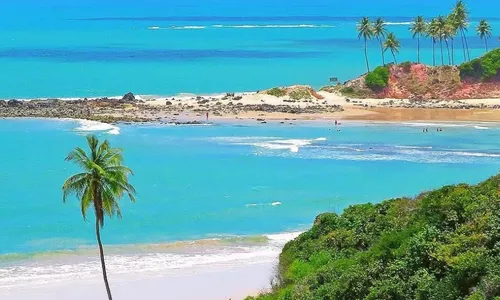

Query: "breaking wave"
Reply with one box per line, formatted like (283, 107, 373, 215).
(148, 24, 335, 30)
(74, 120, 120, 135)
(0, 232, 301, 289)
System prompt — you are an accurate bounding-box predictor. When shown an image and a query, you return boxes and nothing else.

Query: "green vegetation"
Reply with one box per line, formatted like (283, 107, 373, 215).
(383, 33, 401, 64)
(267, 87, 287, 97)
(289, 89, 312, 100)
(477, 19, 492, 52)
(247, 174, 500, 300)
(373, 18, 388, 66)
(400, 61, 413, 72)
(410, 16, 427, 63)
(62, 135, 136, 300)
(357, 17, 373, 72)
(365, 66, 390, 90)
(459, 48, 500, 81)
(358, 1, 488, 70)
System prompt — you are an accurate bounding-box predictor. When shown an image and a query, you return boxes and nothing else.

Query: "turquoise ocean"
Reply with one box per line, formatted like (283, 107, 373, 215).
(2, 0, 500, 291)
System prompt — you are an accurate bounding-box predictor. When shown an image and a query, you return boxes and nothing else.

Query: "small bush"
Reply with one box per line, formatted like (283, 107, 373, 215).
(365, 66, 390, 90)
(400, 61, 412, 72)
(267, 87, 287, 97)
(340, 87, 355, 94)
(289, 89, 311, 100)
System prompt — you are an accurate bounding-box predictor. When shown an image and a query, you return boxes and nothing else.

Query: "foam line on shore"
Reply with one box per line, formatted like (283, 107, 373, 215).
(0, 232, 302, 289)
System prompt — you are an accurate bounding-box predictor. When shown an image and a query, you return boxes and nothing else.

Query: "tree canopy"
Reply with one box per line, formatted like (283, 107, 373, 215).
(247, 174, 500, 300)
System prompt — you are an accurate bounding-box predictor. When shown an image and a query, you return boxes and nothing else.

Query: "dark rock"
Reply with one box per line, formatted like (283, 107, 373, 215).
(122, 92, 135, 101)
(8, 99, 23, 107)
(0, 100, 6, 107)
(166, 101, 172, 105)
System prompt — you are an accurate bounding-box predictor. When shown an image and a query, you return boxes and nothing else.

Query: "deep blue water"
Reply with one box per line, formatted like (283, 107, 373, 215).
(0, 0, 499, 98)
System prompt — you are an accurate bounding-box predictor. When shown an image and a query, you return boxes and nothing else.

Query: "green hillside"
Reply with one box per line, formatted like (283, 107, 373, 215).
(247, 175, 500, 300)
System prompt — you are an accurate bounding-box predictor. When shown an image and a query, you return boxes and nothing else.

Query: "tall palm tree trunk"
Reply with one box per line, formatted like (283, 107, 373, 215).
(440, 40, 444, 66)
(460, 31, 467, 62)
(485, 38, 488, 52)
(379, 38, 385, 66)
(391, 50, 397, 64)
(462, 29, 470, 61)
(96, 219, 113, 300)
(417, 34, 420, 63)
(445, 40, 451, 65)
(451, 38, 455, 65)
(364, 38, 370, 72)
(432, 40, 436, 66)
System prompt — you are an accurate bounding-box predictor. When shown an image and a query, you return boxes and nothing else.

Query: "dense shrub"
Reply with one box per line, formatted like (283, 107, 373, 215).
(365, 66, 390, 90)
(267, 87, 287, 97)
(289, 89, 311, 100)
(247, 174, 500, 300)
(459, 48, 500, 81)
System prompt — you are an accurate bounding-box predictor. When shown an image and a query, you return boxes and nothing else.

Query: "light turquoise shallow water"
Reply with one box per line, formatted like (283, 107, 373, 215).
(1, 119, 500, 287)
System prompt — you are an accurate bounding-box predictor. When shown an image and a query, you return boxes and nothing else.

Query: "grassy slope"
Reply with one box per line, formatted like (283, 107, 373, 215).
(247, 174, 500, 300)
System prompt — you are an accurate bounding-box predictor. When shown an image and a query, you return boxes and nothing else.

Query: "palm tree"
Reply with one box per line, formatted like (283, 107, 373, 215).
(452, 0, 470, 61)
(409, 16, 427, 64)
(446, 14, 459, 65)
(383, 33, 401, 64)
(427, 19, 440, 66)
(373, 18, 388, 66)
(436, 16, 447, 65)
(357, 17, 373, 72)
(62, 135, 136, 300)
(477, 19, 492, 52)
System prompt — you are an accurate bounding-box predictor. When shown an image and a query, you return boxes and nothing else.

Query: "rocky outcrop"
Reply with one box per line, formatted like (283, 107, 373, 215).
(122, 92, 135, 101)
(330, 63, 500, 100)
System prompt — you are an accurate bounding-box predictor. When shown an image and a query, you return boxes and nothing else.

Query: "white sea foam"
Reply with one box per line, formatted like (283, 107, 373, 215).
(385, 22, 412, 25)
(402, 122, 466, 127)
(172, 25, 206, 30)
(251, 138, 327, 153)
(148, 24, 335, 30)
(474, 126, 490, 130)
(74, 120, 120, 135)
(216, 24, 334, 29)
(0, 232, 302, 289)
(395, 145, 433, 150)
(245, 202, 283, 207)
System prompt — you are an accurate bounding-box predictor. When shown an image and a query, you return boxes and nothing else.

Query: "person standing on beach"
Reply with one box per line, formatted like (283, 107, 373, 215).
(206, 112, 209, 121)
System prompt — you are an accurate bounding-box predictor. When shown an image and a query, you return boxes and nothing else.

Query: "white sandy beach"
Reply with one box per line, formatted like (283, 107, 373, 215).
(0, 262, 273, 300)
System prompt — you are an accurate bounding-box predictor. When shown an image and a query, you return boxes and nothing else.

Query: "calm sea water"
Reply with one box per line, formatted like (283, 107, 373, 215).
(0, 0, 499, 98)
(1, 119, 500, 289)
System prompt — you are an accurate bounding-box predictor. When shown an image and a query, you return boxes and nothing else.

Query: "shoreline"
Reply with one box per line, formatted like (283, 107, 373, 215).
(2, 89, 500, 124)
(0, 262, 273, 300)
